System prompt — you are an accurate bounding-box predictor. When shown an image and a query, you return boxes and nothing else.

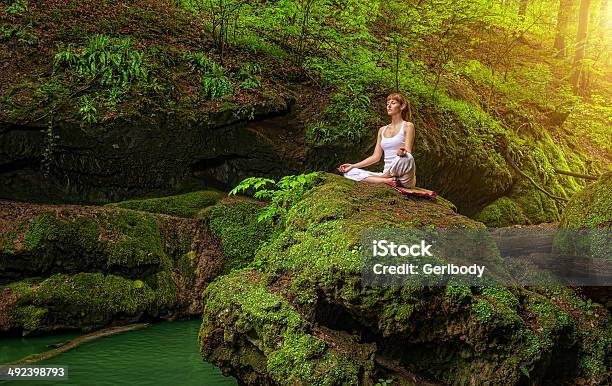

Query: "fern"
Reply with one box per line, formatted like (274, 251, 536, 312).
(236, 62, 261, 90)
(79, 95, 98, 123)
(54, 34, 148, 89)
(229, 172, 323, 225)
(229, 177, 275, 195)
(183, 51, 234, 100)
(202, 75, 233, 100)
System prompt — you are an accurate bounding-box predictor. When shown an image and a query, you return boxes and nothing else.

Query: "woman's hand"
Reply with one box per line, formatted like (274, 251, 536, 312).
(338, 163, 353, 173)
(397, 147, 409, 157)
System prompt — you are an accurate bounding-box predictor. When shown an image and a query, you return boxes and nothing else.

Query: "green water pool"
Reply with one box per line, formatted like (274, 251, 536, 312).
(0, 319, 236, 385)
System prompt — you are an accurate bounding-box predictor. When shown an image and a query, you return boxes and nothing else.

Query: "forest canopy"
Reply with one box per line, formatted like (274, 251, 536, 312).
(1, 0, 610, 218)
(176, 0, 611, 149)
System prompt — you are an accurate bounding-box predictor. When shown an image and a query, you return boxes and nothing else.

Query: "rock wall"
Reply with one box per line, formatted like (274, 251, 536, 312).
(0, 102, 301, 204)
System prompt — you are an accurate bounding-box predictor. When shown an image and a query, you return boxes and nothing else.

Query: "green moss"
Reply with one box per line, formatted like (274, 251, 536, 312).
(472, 298, 495, 323)
(0, 219, 29, 254)
(266, 333, 361, 385)
(3, 273, 158, 333)
(1, 208, 191, 283)
(205, 201, 274, 273)
(150, 271, 177, 310)
(509, 179, 562, 224)
(472, 287, 522, 328)
(23, 213, 58, 251)
(22, 213, 100, 253)
(475, 197, 528, 227)
(176, 250, 196, 288)
(6, 279, 37, 302)
(475, 127, 596, 227)
(499, 131, 593, 225)
(34, 272, 155, 317)
(557, 171, 612, 263)
(256, 175, 479, 307)
(109, 190, 223, 218)
(201, 270, 366, 385)
(13, 305, 47, 332)
(560, 170, 612, 228)
(1, 229, 18, 253)
(444, 285, 472, 306)
(0, 204, 214, 332)
(524, 286, 611, 383)
(5, 213, 106, 276)
(103, 211, 169, 269)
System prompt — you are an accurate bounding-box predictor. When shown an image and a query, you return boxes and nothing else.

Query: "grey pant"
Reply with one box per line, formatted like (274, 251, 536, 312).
(388, 154, 416, 188)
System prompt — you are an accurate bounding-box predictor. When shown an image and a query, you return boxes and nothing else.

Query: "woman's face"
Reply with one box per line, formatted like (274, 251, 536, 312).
(386, 99, 404, 116)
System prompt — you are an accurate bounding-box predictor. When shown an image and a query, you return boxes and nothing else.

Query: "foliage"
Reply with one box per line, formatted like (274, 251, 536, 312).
(0, 23, 37, 45)
(229, 172, 323, 225)
(201, 75, 233, 100)
(79, 95, 98, 123)
(303, 56, 384, 144)
(54, 34, 149, 90)
(49, 34, 151, 123)
(183, 51, 233, 100)
(183, 51, 219, 73)
(4, 0, 28, 15)
(229, 33, 287, 58)
(183, 0, 247, 63)
(306, 83, 373, 144)
(236, 62, 262, 90)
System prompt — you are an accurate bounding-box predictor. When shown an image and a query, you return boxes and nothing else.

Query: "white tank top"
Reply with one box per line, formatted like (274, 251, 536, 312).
(381, 121, 405, 172)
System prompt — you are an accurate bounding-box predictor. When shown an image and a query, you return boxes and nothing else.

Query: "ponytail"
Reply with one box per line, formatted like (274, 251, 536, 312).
(404, 100, 412, 122)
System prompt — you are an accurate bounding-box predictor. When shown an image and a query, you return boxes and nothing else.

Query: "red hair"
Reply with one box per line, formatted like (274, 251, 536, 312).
(386, 93, 412, 122)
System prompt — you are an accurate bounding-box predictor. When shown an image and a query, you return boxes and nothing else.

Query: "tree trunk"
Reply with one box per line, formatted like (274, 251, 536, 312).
(518, 0, 529, 20)
(553, 0, 573, 57)
(571, 0, 591, 94)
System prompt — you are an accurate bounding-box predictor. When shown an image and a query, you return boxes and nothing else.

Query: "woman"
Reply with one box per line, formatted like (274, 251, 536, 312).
(338, 93, 416, 188)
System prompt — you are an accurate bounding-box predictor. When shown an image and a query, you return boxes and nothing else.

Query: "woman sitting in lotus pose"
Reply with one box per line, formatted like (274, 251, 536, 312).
(338, 92, 416, 188)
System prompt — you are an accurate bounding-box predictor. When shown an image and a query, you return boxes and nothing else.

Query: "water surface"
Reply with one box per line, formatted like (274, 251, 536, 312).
(1, 319, 236, 385)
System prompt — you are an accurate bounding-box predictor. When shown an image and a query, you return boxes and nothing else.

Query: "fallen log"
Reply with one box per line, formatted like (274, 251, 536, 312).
(8, 323, 149, 365)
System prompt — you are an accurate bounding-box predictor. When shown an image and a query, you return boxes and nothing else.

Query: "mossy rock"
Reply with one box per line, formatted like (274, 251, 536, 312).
(0, 207, 171, 283)
(478, 131, 587, 226)
(108, 190, 224, 218)
(557, 170, 612, 310)
(200, 269, 374, 385)
(475, 196, 528, 227)
(200, 173, 611, 385)
(3, 273, 155, 334)
(559, 170, 612, 228)
(200, 196, 275, 274)
(0, 200, 229, 334)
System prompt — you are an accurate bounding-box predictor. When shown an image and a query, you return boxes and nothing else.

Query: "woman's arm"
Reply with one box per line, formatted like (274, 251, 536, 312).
(351, 127, 384, 168)
(401, 122, 415, 155)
